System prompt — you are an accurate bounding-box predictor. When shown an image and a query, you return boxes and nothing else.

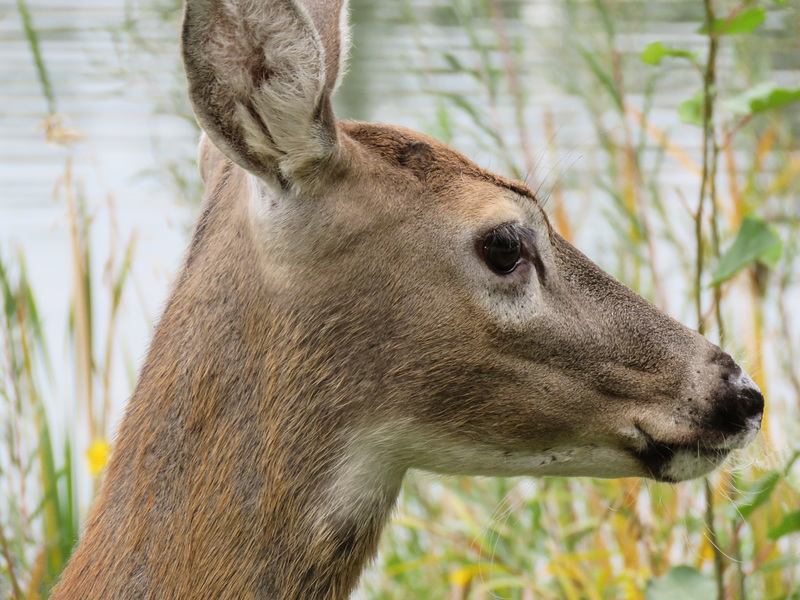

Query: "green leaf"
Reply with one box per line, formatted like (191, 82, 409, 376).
(678, 91, 705, 127)
(733, 470, 781, 519)
(710, 215, 782, 286)
(645, 566, 717, 600)
(16, 0, 57, 114)
(756, 555, 800, 574)
(483, 576, 527, 590)
(725, 81, 800, 115)
(769, 509, 800, 540)
(641, 42, 695, 66)
(577, 46, 623, 113)
(441, 52, 481, 81)
(700, 8, 766, 35)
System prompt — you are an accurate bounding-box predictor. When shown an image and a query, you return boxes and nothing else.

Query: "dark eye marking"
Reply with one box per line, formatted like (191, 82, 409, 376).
(479, 223, 546, 284)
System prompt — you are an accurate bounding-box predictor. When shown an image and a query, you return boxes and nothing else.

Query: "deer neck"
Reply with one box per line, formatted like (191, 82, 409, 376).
(58, 171, 406, 599)
(129, 325, 405, 599)
(237, 423, 405, 600)
(153, 202, 406, 597)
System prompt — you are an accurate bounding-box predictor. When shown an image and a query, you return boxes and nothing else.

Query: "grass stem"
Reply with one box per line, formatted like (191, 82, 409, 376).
(0, 518, 23, 600)
(696, 0, 725, 598)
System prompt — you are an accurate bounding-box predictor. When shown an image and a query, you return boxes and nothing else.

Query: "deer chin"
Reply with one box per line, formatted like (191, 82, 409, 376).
(626, 424, 759, 483)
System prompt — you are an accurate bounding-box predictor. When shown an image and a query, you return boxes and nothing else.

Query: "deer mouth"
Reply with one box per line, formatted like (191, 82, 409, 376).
(628, 424, 753, 483)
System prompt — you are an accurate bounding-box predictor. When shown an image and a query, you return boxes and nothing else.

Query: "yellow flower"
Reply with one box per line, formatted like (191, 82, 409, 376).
(449, 566, 472, 587)
(86, 439, 110, 476)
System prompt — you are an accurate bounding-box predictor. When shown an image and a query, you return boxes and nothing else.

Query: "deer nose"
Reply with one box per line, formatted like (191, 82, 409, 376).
(736, 382, 765, 425)
(714, 352, 764, 431)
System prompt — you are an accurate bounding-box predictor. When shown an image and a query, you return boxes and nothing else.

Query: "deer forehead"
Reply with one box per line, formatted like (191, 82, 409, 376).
(244, 122, 547, 250)
(340, 121, 537, 203)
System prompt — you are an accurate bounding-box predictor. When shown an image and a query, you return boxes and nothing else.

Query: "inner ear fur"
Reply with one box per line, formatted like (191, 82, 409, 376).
(182, 0, 350, 189)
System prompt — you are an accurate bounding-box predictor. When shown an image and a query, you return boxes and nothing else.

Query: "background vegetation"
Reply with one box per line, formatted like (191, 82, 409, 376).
(1, 0, 799, 598)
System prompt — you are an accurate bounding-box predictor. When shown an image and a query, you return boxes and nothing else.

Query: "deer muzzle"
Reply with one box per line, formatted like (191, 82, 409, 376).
(630, 350, 764, 482)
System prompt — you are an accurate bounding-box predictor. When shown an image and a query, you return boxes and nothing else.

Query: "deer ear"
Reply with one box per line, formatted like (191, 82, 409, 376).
(182, 0, 350, 187)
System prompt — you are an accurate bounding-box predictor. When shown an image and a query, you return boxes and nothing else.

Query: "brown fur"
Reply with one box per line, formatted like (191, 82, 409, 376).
(51, 1, 762, 598)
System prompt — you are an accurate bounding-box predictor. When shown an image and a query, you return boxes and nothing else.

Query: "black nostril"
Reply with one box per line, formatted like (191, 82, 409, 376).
(708, 352, 764, 433)
(738, 384, 765, 422)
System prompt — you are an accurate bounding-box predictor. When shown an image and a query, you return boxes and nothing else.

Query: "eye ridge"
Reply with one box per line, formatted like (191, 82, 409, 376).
(482, 225, 524, 275)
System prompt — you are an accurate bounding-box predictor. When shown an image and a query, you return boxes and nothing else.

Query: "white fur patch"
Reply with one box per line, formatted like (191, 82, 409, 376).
(663, 449, 727, 482)
(313, 427, 406, 530)
(333, 0, 352, 92)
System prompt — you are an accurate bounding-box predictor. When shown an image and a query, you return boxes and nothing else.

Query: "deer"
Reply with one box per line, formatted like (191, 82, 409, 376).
(50, 0, 765, 598)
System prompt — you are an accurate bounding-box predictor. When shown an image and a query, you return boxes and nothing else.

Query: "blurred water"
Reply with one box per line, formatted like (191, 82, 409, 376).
(0, 0, 798, 507)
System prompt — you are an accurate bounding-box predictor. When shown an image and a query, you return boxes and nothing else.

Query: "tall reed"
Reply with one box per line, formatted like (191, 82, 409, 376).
(1, 2, 138, 596)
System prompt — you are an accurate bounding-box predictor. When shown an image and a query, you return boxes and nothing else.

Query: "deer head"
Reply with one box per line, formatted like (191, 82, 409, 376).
(51, 0, 763, 598)
(182, 0, 763, 481)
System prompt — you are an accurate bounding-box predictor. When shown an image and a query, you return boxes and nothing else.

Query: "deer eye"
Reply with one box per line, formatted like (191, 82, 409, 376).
(482, 226, 522, 275)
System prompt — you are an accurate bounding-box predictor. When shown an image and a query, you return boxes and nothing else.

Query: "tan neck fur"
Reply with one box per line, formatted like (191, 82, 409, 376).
(52, 162, 403, 600)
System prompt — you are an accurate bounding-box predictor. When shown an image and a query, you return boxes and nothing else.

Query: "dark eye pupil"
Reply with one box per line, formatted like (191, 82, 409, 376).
(483, 229, 521, 274)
